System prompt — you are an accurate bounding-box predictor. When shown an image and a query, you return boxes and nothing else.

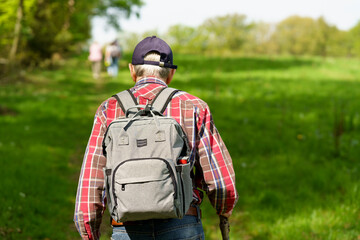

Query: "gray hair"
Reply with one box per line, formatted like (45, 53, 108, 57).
(134, 52, 171, 79)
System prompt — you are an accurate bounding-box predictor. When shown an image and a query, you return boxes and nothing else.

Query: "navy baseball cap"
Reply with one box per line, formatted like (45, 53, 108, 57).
(132, 36, 177, 69)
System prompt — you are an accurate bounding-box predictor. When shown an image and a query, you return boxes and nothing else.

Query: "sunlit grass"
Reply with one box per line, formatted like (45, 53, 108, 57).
(0, 53, 360, 239)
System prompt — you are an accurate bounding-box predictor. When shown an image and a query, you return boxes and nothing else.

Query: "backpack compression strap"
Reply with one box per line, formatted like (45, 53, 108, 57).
(151, 87, 180, 114)
(112, 89, 138, 114)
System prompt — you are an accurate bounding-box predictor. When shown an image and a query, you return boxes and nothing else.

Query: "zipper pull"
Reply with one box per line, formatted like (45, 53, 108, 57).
(121, 184, 125, 191)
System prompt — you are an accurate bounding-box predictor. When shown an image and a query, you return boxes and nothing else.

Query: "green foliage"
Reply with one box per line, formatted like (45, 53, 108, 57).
(0, 0, 17, 47)
(274, 16, 319, 55)
(122, 14, 360, 58)
(349, 21, 360, 57)
(1, 54, 360, 239)
(272, 16, 349, 57)
(244, 21, 277, 55)
(0, 0, 143, 67)
(0, 0, 35, 59)
(93, 0, 143, 29)
(199, 14, 253, 53)
(166, 24, 200, 53)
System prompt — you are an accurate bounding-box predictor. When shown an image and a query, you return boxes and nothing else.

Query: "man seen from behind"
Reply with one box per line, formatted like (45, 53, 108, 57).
(74, 36, 238, 239)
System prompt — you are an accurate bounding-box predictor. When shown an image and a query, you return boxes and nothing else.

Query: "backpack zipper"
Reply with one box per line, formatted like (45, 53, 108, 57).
(180, 177, 186, 214)
(111, 158, 178, 207)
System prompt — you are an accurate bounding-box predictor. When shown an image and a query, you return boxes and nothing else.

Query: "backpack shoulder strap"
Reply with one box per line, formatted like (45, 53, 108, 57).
(151, 87, 180, 114)
(112, 89, 138, 113)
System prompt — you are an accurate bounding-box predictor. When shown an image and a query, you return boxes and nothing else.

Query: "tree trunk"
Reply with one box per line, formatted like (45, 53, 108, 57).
(63, 0, 75, 31)
(8, 0, 24, 66)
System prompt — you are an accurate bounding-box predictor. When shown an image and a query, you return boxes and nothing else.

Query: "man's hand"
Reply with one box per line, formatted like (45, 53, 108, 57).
(219, 215, 230, 240)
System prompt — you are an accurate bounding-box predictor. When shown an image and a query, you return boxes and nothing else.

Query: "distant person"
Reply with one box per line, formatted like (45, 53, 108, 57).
(74, 36, 238, 240)
(88, 41, 102, 79)
(105, 40, 121, 77)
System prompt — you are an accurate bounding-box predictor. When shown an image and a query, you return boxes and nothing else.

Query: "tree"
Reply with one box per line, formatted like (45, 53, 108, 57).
(199, 14, 253, 54)
(0, 1, 21, 63)
(348, 21, 360, 57)
(0, 0, 144, 67)
(312, 17, 346, 57)
(8, 0, 24, 67)
(93, 0, 143, 30)
(313, 17, 330, 57)
(273, 16, 319, 55)
(244, 21, 277, 55)
(165, 25, 199, 53)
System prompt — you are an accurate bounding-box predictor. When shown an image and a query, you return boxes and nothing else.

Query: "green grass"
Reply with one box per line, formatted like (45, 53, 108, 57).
(1, 53, 360, 239)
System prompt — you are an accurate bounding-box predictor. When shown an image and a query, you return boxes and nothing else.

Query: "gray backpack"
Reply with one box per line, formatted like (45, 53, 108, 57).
(102, 87, 193, 222)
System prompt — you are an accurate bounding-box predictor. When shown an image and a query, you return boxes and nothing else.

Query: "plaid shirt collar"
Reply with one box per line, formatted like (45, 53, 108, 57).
(135, 76, 168, 87)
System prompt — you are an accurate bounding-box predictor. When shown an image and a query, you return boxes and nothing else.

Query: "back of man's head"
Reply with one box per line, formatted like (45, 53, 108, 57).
(131, 36, 177, 80)
(134, 52, 171, 79)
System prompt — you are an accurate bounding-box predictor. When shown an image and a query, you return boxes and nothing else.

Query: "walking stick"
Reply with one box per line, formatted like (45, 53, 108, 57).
(219, 215, 230, 240)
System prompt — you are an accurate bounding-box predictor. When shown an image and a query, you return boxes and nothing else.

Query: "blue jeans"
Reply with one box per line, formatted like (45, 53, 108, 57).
(111, 215, 205, 240)
(107, 57, 119, 77)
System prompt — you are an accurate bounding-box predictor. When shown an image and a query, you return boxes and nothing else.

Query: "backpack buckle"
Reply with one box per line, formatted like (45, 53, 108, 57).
(144, 104, 152, 112)
(142, 104, 152, 116)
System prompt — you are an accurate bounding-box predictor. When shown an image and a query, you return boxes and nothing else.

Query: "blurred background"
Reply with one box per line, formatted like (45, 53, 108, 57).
(1, 0, 360, 70)
(1, 0, 360, 239)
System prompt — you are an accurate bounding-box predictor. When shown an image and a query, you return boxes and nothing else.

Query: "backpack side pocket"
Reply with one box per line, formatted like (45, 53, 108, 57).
(176, 163, 193, 216)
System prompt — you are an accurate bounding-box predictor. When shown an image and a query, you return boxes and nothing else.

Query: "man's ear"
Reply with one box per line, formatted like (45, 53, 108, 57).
(166, 69, 176, 85)
(129, 63, 137, 82)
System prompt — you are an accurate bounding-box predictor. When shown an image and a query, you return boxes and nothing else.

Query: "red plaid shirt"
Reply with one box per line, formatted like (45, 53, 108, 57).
(74, 77, 238, 239)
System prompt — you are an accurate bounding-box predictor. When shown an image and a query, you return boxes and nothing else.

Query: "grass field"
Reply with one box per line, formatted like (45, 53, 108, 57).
(1, 53, 360, 239)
